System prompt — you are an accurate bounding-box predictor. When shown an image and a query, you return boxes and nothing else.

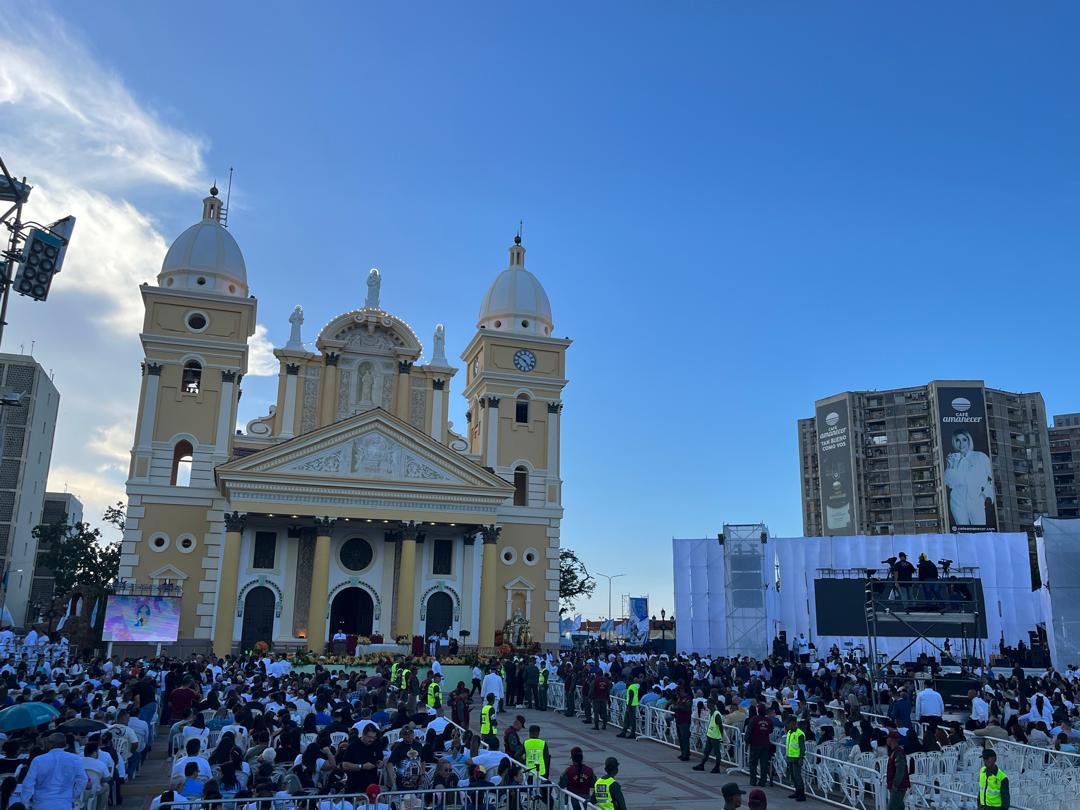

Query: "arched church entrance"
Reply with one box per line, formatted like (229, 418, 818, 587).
(424, 592, 453, 638)
(329, 587, 374, 638)
(240, 586, 275, 652)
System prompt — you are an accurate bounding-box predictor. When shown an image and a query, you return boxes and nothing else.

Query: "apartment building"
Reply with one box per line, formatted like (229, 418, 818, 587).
(1049, 413, 1080, 519)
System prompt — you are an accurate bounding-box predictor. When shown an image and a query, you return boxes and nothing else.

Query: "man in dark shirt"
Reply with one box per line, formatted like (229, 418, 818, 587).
(747, 704, 773, 786)
(340, 725, 383, 794)
(891, 552, 917, 609)
(917, 554, 939, 608)
(889, 688, 912, 730)
(168, 679, 198, 721)
(386, 724, 424, 787)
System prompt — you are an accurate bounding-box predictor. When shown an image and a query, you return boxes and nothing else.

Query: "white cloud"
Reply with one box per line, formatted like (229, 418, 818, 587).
(247, 324, 279, 377)
(0, 13, 213, 533)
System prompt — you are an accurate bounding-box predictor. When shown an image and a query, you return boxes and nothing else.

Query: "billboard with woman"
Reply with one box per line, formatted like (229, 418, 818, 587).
(936, 385, 997, 532)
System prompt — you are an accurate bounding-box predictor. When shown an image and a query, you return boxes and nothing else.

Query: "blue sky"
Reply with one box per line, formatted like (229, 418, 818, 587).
(2, 4, 1079, 618)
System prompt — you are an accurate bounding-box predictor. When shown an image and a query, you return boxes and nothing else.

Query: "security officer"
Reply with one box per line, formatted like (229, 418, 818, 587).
(784, 714, 806, 802)
(480, 692, 499, 749)
(537, 665, 548, 711)
(616, 675, 640, 739)
(978, 749, 1010, 809)
(522, 724, 550, 778)
(426, 672, 442, 709)
(692, 697, 724, 773)
(592, 756, 627, 810)
(390, 658, 401, 689)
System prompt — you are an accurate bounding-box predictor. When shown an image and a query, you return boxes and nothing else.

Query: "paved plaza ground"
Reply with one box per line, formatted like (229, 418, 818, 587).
(132, 706, 831, 810)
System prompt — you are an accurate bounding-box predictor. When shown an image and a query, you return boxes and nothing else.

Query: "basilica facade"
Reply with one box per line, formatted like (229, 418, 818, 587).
(118, 189, 569, 655)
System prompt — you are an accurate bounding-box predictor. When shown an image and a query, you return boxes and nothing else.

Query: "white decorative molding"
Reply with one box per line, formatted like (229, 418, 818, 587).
(419, 582, 461, 621)
(285, 432, 458, 483)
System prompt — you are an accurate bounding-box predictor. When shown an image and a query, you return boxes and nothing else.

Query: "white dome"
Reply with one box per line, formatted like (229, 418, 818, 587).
(158, 193, 248, 297)
(478, 239, 553, 336)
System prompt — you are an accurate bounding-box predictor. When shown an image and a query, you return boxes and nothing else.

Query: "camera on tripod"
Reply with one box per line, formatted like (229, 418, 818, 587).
(938, 559, 953, 575)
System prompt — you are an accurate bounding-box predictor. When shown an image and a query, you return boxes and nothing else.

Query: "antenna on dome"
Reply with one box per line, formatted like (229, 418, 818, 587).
(221, 167, 234, 228)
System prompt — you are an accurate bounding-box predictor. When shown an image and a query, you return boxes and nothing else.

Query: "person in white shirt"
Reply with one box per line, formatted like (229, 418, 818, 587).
(969, 690, 990, 727)
(471, 665, 483, 697)
(171, 748, 213, 780)
(127, 710, 150, 753)
(915, 685, 945, 724)
(81, 740, 111, 793)
(432, 658, 442, 676)
(480, 668, 504, 713)
(21, 732, 88, 810)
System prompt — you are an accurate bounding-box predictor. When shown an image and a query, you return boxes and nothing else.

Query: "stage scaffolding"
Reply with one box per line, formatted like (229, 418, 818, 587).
(722, 523, 768, 658)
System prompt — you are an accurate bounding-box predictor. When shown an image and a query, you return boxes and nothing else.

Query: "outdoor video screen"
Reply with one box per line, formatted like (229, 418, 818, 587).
(102, 595, 182, 642)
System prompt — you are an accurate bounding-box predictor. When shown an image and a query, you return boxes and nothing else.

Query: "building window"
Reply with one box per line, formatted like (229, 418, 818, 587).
(515, 395, 529, 424)
(182, 361, 202, 394)
(340, 537, 374, 572)
(514, 466, 528, 506)
(433, 538, 452, 576)
(253, 531, 276, 569)
(171, 441, 194, 486)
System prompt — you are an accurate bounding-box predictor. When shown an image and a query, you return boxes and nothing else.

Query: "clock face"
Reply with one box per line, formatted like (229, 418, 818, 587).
(513, 349, 536, 373)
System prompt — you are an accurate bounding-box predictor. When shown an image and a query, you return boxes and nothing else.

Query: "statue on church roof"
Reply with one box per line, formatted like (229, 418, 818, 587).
(365, 267, 381, 309)
(286, 305, 304, 349)
(432, 323, 447, 365)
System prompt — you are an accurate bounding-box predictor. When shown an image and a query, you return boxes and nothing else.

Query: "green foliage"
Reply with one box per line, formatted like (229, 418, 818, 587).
(558, 547, 595, 615)
(34, 501, 124, 595)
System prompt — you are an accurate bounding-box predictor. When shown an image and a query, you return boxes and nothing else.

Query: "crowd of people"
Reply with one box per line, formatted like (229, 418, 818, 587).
(0, 628, 1074, 809)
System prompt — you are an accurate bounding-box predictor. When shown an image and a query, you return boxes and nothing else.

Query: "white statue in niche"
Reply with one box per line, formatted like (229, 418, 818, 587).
(286, 305, 304, 349)
(360, 369, 374, 402)
(365, 268, 381, 309)
(432, 324, 447, 364)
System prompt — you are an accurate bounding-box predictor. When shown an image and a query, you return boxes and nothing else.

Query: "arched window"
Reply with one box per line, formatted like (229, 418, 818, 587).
(172, 440, 194, 486)
(182, 360, 202, 394)
(513, 465, 528, 506)
(515, 394, 529, 424)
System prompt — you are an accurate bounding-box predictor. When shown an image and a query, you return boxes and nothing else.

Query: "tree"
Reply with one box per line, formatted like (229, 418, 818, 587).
(559, 547, 595, 615)
(34, 501, 123, 595)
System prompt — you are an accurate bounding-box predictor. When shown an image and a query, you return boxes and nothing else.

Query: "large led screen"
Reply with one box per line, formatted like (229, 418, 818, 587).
(102, 595, 181, 642)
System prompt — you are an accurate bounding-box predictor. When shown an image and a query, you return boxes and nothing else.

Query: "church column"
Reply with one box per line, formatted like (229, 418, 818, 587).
(546, 401, 562, 499)
(136, 363, 162, 452)
(319, 353, 339, 427)
(213, 512, 245, 658)
(485, 396, 500, 467)
(279, 364, 300, 438)
(430, 379, 445, 443)
(214, 370, 237, 459)
(394, 522, 419, 638)
(306, 517, 335, 652)
(395, 361, 413, 422)
(478, 525, 501, 646)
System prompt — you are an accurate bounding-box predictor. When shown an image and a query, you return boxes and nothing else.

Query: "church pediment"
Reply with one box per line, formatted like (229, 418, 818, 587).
(218, 409, 510, 492)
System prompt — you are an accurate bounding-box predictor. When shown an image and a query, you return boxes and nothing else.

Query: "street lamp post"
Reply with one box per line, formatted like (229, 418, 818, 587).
(594, 571, 625, 643)
(661, 608, 667, 643)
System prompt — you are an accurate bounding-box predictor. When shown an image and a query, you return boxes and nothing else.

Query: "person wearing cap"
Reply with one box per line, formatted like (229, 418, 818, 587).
(722, 782, 746, 809)
(978, 749, 1009, 808)
(692, 696, 725, 773)
(886, 729, 910, 810)
(784, 714, 806, 802)
(747, 787, 767, 809)
(426, 671, 443, 710)
(20, 732, 88, 810)
(592, 756, 627, 810)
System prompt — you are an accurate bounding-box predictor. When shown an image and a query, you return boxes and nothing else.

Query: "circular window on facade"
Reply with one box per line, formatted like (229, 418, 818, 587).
(149, 533, 170, 552)
(501, 547, 517, 565)
(523, 547, 539, 566)
(196, 276, 207, 286)
(177, 534, 197, 554)
(340, 537, 374, 571)
(186, 311, 208, 332)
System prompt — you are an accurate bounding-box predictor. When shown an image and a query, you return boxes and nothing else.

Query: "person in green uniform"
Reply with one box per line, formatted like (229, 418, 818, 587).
(592, 756, 627, 810)
(480, 693, 499, 750)
(784, 714, 806, 802)
(692, 697, 725, 773)
(616, 676, 640, 739)
(978, 749, 1010, 809)
(426, 672, 442, 710)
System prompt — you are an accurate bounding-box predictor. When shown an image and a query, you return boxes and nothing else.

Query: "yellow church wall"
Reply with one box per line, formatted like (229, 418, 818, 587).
(153, 364, 223, 443)
(130, 502, 213, 639)
(494, 522, 557, 636)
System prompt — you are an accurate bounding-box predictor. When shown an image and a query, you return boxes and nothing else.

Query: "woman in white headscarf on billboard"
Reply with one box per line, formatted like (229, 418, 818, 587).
(944, 429, 995, 525)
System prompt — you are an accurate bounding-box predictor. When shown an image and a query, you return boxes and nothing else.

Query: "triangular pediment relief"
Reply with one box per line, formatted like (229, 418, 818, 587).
(219, 409, 511, 492)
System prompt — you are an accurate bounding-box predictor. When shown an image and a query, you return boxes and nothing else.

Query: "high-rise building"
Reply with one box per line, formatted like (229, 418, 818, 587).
(798, 380, 1055, 536)
(1049, 414, 1080, 519)
(0, 355, 59, 625)
(28, 491, 83, 608)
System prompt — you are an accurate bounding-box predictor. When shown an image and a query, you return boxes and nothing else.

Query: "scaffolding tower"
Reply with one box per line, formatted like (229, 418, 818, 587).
(722, 523, 768, 658)
(864, 570, 985, 685)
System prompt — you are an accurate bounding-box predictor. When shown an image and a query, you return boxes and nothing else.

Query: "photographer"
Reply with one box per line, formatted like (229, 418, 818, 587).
(890, 553, 916, 609)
